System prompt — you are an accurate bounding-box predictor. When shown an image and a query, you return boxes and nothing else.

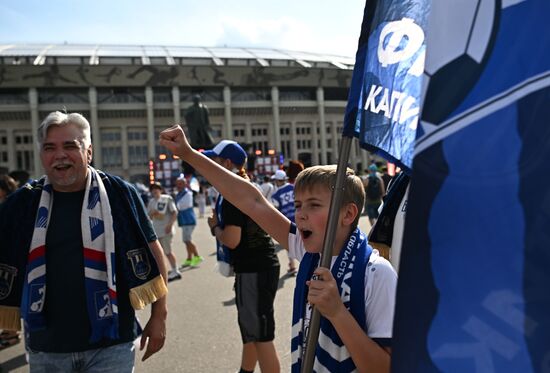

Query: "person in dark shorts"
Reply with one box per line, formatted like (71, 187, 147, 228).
(363, 164, 386, 226)
(204, 140, 281, 373)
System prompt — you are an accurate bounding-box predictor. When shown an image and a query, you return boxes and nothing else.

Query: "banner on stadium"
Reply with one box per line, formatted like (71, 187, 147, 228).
(342, 0, 430, 173)
(393, 0, 550, 372)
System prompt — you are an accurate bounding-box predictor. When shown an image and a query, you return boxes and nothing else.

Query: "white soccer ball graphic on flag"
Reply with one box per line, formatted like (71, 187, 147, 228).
(421, 0, 499, 125)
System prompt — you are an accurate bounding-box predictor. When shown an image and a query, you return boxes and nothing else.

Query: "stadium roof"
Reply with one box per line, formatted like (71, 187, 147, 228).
(0, 43, 355, 69)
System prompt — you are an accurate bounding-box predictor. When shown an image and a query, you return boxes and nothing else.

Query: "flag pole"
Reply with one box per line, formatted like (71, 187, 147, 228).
(301, 135, 354, 373)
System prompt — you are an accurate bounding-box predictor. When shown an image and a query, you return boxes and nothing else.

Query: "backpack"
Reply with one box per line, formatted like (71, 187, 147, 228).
(366, 175, 382, 200)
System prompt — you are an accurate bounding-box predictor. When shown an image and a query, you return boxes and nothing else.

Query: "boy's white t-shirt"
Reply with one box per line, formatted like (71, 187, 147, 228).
(288, 225, 397, 341)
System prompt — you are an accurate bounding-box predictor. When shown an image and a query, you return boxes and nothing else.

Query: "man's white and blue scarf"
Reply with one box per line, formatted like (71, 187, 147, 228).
(21, 167, 119, 342)
(291, 228, 372, 372)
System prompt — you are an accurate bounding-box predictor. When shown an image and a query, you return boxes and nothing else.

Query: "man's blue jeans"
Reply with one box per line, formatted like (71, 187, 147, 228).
(28, 341, 135, 372)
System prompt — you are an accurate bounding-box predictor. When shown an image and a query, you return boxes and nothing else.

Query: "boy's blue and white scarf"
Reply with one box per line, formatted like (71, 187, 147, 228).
(291, 228, 372, 372)
(21, 167, 119, 342)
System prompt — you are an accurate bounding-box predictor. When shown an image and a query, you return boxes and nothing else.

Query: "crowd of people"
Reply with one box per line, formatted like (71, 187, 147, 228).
(0, 111, 401, 372)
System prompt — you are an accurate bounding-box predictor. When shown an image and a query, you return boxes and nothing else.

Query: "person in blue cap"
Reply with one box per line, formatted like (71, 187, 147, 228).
(203, 140, 281, 373)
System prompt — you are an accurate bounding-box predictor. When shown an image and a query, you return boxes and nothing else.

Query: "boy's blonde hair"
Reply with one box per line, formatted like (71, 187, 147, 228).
(294, 165, 365, 228)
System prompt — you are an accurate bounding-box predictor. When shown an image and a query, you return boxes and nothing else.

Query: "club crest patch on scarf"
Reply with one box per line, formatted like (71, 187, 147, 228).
(127, 248, 151, 280)
(0, 264, 17, 300)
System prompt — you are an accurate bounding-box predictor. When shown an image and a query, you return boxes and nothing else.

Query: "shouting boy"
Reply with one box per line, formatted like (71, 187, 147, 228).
(160, 125, 397, 373)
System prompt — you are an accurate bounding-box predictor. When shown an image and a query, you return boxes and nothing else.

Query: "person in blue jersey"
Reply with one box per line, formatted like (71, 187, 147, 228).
(0, 112, 168, 372)
(270, 169, 298, 275)
(202, 140, 281, 373)
(160, 125, 397, 373)
(174, 175, 202, 267)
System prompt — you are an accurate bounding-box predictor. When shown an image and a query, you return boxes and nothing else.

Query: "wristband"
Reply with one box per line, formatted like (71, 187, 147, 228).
(210, 224, 218, 236)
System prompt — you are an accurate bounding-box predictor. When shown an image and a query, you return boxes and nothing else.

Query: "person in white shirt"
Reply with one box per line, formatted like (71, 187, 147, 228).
(148, 182, 181, 281)
(259, 175, 275, 200)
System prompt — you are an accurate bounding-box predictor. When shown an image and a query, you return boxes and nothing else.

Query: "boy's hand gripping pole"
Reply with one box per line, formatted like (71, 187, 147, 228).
(301, 136, 354, 373)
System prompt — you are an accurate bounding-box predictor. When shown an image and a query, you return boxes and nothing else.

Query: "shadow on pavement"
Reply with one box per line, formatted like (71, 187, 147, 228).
(0, 353, 27, 372)
(278, 271, 296, 290)
(222, 297, 236, 306)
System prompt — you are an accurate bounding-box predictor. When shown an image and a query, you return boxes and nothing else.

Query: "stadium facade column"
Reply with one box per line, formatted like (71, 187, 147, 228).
(317, 87, 328, 165)
(172, 86, 181, 124)
(223, 86, 233, 139)
(271, 86, 281, 153)
(290, 121, 298, 160)
(88, 87, 102, 169)
(244, 122, 252, 144)
(145, 86, 155, 159)
(120, 125, 129, 179)
(311, 107, 320, 166)
(330, 119, 339, 164)
(28, 88, 42, 177)
(6, 127, 16, 172)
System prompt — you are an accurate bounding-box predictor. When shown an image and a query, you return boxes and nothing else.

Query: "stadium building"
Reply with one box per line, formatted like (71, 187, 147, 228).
(0, 43, 371, 182)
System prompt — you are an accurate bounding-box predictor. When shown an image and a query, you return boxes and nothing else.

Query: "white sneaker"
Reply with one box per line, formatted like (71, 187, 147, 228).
(168, 270, 182, 282)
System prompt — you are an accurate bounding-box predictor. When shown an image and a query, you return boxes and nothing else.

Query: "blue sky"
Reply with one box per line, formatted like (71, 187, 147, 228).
(0, 0, 366, 57)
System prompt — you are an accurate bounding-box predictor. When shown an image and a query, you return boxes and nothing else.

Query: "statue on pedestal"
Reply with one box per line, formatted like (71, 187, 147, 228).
(184, 95, 214, 149)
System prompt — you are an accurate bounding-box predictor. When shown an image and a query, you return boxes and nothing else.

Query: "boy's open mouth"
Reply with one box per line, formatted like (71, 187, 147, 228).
(301, 230, 312, 239)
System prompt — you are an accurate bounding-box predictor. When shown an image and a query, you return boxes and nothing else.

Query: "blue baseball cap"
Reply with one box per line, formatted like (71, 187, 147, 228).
(203, 140, 247, 166)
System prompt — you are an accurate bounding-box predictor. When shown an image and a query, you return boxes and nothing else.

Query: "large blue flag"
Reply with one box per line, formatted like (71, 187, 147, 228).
(343, 0, 430, 172)
(393, 0, 550, 372)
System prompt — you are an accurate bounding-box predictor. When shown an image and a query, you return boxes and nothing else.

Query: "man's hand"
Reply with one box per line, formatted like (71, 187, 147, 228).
(140, 312, 166, 361)
(159, 125, 193, 158)
(164, 224, 173, 235)
(306, 267, 346, 320)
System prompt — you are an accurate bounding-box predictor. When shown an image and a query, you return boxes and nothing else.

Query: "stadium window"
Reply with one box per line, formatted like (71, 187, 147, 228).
(38, 88, 88, 104)
(324, 88, 349, 101)
(98, 88, 145, 104)
(231, 88, 271, 102)
(0, 89, 28, 104)
(153, 88, 172, 103)
(279, 87, 316, 101)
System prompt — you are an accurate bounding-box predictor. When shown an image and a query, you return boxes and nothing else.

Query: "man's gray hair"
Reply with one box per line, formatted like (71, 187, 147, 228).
(37, 111, 91, 148)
